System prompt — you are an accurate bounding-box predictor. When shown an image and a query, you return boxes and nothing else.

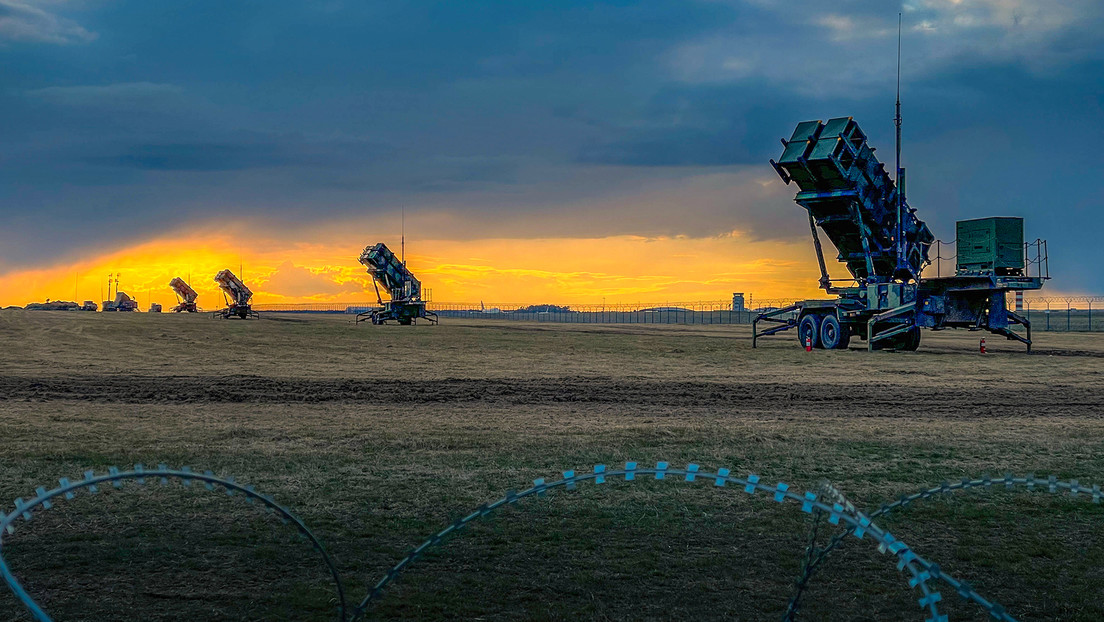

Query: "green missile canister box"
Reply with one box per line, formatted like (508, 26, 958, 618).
(956, 217, 1024, 275)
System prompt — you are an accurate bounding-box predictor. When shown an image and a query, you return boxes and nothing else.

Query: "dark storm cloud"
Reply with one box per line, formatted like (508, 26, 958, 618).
(0, 0, 1102, 290)
(0, 0, 96, 44)
(79, 135, 399, 172)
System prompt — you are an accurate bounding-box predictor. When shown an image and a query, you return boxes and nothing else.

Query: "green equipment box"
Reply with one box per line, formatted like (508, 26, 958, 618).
(956, 217, 1024, 275)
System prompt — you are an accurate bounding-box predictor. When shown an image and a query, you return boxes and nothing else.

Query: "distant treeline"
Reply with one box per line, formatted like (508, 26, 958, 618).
(512, 304, 573, 313)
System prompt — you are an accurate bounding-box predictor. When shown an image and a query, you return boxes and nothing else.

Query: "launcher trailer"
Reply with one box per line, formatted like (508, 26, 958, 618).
(169, 277, 199, 313)
(356, 243, 437, 325)
(754, 117, 1047, 352)
(212, 270, 258, 319)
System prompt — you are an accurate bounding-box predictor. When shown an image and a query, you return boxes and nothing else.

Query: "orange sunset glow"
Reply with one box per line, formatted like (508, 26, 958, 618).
(0, 223, 826, 309)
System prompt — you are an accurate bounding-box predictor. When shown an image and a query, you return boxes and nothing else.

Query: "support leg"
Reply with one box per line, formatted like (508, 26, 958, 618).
(1006, 310, 1032, 352)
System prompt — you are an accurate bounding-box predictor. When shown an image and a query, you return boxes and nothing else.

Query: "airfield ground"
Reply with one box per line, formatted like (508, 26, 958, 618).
(1, 310, 1102, 621)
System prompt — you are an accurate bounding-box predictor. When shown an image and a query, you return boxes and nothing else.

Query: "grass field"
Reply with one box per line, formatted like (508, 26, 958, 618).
(1, 310, 1103, 621)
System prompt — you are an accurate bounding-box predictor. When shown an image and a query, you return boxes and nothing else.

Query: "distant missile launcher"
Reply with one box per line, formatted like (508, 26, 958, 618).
(356, 243, 437, 325)
(169, 277, 199, 312)
(212, 270, 257, 319)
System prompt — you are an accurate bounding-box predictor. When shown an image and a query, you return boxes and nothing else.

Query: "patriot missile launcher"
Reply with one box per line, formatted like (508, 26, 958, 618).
(755, 117, 1047, 351)
(356, 242, 437, 325)
(169, 277, 199, 313)
(212, 270, 257, 319)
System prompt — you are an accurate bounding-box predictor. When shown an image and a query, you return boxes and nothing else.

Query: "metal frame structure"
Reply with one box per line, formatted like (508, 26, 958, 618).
(757, 117, 1047, 352)
(355, 243, 437, 325)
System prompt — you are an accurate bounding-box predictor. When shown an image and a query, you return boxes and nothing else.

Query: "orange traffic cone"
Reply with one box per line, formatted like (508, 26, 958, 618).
(980, 338, 986, 354)
(805, 336, 813, 352)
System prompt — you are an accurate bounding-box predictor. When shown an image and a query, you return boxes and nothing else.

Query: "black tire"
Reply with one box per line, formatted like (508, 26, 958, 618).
(798, 314, 819, 349)
(820, 315, 850, 350)
(900, 327, 921, 351)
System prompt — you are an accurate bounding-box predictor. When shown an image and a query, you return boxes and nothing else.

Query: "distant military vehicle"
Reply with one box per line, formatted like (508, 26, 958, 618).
(169, 277, 199, 312)
(356, 242, 437, 325)
(213, 270, 257, 319)
(103, 292, 138, 312)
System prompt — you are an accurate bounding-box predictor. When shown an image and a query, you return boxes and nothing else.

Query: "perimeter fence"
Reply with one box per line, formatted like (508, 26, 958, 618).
(254, 296, 1104, 331)
(253, 299, 802, 325)
(1020, 298, 1102, 332)
(427, 300, 789, 325)
(2, 461, 1100, 621)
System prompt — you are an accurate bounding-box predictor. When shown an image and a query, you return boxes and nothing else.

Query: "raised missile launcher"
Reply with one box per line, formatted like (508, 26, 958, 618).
(755, 117, 1047, 351)
(356, 242, 437, 325)
(169, 277, 199, 313)
(212, 270, 258, 319)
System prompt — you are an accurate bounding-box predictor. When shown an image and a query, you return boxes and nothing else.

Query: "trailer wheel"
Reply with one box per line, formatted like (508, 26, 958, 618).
(798, 314, 819, 349)
(900, 327, 921, 351)
(820, 315, 849, 349)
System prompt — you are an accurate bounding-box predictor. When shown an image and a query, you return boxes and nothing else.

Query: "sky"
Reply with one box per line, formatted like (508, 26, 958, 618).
(1, 0, 1101, 308)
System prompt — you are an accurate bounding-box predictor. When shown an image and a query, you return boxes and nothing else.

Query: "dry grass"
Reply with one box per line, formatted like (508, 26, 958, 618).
(1, 310, 1102, 621)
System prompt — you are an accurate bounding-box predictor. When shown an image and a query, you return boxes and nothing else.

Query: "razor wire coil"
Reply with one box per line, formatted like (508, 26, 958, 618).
(783, 474, 1102, 620)
(2, 464, 1101, 622)
(0, 465, 347, 622)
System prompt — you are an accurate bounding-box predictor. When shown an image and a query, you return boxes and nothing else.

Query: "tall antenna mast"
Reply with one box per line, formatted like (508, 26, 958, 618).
(895, 12, 904, 267)
(401, 206, 406, 266)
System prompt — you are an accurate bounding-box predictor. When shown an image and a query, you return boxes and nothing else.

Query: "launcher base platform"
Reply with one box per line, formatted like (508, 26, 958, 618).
(356, 301, 438, 325)
(753, 275, 1044, 352)
(213, 304, 259, 320)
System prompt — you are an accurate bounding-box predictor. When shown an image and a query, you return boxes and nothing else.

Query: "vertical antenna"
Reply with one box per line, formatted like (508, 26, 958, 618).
(401, 206, 406, 266)
(895, 12, 904, 267)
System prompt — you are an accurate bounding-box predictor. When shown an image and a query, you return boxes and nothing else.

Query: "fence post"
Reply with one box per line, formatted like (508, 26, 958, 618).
(1089, 299, 1093, 332)
(1067, 300, 1072, 332)
(1046, 301, 1051, 331)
